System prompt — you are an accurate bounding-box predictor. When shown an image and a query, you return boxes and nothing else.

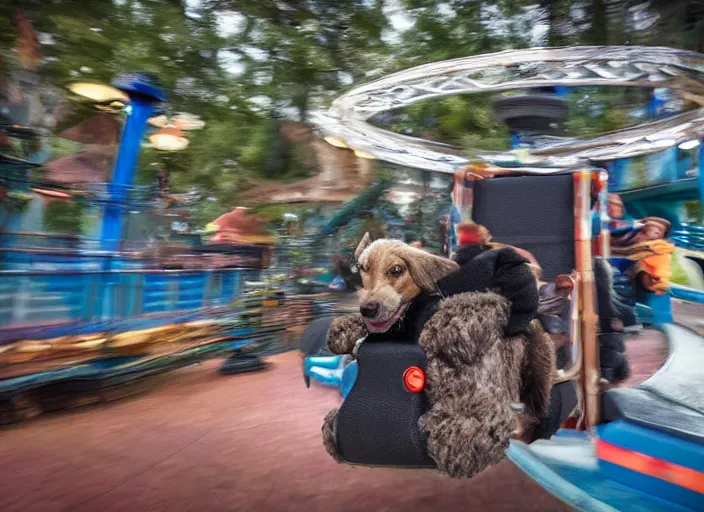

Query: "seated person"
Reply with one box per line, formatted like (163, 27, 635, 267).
(592, 193, 641, 239)
(329, 255, 362, 291)
(456, 221, 629, 381)
(611, 217, 674, 294)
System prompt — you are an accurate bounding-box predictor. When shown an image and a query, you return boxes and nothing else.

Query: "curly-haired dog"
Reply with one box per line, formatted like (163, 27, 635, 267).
(323, 234, 555, 478)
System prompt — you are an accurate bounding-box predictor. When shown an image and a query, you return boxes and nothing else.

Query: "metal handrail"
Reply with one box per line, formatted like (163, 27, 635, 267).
(0, 267, 266, 330)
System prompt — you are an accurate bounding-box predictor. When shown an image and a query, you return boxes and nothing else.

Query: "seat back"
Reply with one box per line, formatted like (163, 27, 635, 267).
(473, 174, 576, 280)
(335, 340, 436, 468)
(469, 170, 605, 428)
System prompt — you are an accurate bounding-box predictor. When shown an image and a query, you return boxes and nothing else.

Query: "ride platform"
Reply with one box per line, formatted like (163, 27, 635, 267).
(509, 305, 704, 512)
(0, 351, 571, 512)
(0, 310, 674, 511)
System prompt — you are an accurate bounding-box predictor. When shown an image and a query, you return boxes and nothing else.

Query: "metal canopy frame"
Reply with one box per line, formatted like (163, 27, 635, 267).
(311, 46, 704, 173)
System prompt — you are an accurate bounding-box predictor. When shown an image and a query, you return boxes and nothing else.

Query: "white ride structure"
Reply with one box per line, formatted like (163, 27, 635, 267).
(311, 46, 704, 173)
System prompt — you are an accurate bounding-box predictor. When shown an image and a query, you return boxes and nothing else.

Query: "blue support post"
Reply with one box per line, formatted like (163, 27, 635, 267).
(99, 73, 165, 254)
(510, 132, 521, 149)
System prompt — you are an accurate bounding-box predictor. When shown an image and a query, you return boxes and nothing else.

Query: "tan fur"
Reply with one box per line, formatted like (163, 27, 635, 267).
(354, 232, 372, 262)
(354, 234, 458, 329)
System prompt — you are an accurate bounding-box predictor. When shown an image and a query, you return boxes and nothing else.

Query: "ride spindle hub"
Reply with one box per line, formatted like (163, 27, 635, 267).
(493, 92, 569, 135)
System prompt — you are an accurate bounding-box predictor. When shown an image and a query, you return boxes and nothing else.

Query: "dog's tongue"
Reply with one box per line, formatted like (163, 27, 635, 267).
(367, 318, 393, 331)
(365, 303, 408, 332)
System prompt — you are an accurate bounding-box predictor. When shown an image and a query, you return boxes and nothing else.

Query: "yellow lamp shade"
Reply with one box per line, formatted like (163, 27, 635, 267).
(149, 127, 189, 151)
(68, 82, 130, 103)
(324, 136, 348, 148)
(171, 113, 205, 130)
(148, 114, 169, 128)
(353, 148, 376, 160)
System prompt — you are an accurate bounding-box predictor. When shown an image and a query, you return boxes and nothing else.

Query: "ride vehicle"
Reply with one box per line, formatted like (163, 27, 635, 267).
(302, 46, 704, 511)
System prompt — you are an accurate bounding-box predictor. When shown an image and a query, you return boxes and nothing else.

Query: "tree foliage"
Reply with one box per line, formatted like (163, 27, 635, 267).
(1, 0, 700, 230)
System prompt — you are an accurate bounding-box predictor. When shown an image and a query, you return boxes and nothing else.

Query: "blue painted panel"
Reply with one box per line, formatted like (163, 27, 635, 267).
(507, 435, 698, 512)
(0, 268, 250, 332)
(599, 460, 703, 511)
(597, 421, 704, 472)
(635, 292, 673, 324)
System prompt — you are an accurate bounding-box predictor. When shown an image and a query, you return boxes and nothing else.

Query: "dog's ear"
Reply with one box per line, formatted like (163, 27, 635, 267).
(402, 246, 459, 292)
(354, 232, 372, 263)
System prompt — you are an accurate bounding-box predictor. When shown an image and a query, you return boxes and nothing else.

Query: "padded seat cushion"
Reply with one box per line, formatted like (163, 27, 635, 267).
(335, 341, 436, 467)
(602, 324, 704, 445)
(473, 174, 575, 280)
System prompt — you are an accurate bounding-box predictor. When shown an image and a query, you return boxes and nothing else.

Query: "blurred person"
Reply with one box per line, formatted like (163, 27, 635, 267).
(611, 217, 674, 294)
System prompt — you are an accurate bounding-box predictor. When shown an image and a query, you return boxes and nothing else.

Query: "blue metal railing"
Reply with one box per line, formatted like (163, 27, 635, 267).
(0, 267, 261, 332)
(671, 224, 704, 251)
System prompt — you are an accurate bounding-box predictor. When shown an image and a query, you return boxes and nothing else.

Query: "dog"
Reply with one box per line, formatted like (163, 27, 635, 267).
(323, 234, 556, 477)
(354, 233, 459, 335)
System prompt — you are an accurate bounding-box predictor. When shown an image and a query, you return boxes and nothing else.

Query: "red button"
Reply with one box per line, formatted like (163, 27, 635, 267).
(403, 366, 425, 392)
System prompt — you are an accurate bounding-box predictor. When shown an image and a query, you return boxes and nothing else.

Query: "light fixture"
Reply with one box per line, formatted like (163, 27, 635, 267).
(94, 100, 127, 113)
(678, 139, 701, 151)
(353, 148, 376, 160)
(148, 114, 169, 128)
(149, 113, 205, 131)
(324, 136, 348, 148)
(67, 82, 130, 103)
(31, 187, 71, 200)
(149, 126, 189, 151)
(171, 113, 205, 130)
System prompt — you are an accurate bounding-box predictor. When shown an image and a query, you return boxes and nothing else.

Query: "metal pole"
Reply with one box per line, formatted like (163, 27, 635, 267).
(98, 73, 165, 253)
(99, 98, 155, 252)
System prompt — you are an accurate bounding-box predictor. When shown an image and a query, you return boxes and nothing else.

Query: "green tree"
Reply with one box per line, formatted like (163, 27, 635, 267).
(203, 0, 392, 121)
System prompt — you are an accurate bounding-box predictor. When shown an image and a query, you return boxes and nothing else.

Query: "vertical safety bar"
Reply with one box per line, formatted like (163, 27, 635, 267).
(595, 170, 611, 259)
(574, 170, 601, 429)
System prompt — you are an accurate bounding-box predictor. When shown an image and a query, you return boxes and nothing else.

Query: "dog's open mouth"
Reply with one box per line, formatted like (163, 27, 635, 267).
(364, 303, 409, 333)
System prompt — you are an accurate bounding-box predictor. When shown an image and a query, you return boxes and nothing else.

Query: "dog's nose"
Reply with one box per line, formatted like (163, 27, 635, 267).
(360, 302, 380, 319)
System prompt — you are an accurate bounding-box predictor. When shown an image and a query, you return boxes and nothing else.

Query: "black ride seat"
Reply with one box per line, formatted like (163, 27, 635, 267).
(335, 340, 436, 467)
(602, 324, 704, 445)
(473, 174, 575, 281)
(473, 174, 579, 438)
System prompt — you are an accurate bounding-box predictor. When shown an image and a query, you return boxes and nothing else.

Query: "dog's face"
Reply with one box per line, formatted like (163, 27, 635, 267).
(354, 233, 459, 333)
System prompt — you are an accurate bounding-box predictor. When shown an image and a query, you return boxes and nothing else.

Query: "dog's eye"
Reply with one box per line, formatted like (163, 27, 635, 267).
(387, 265, 405, 277)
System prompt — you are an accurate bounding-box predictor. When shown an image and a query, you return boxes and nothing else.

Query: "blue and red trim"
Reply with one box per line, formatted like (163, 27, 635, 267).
(597, 421, 704, 510)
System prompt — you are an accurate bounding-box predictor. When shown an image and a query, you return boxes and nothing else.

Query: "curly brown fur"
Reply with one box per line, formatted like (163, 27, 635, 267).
(418, 292, 551, 478)
(419, 292, 510, 366)
(322, 408, 343, 462)
(519, 320, 556, 423)
(326, 314, 368, 355)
